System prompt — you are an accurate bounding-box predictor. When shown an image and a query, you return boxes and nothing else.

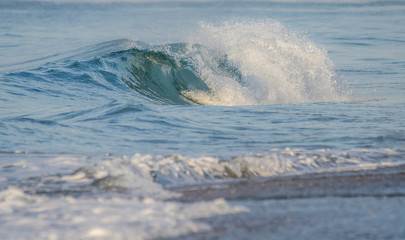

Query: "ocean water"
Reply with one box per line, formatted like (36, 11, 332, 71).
(1, 0, 405, 239)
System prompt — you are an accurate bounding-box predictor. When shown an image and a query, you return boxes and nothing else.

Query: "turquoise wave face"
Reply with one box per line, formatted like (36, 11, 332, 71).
(119, 46, 211, 105)
(118, 44, 247, 105)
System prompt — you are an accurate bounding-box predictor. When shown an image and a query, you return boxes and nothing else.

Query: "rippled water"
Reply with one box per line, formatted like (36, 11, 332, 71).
(1, 1, 405, 239)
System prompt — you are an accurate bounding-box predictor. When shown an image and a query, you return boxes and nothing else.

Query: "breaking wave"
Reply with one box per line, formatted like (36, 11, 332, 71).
(117, 20, 350, 105)
(19, 20, 350, 106)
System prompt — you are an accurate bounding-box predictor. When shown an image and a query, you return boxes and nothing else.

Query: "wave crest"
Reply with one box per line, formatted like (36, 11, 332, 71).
(29, 20, 349, 106)
(114, 20, 351, 105)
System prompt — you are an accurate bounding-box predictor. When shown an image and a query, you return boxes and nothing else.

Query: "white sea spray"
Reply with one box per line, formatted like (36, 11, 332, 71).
(183, 20, 351, 105)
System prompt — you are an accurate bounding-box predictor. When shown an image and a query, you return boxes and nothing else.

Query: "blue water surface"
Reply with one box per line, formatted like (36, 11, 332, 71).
(0, 1, 404, 157)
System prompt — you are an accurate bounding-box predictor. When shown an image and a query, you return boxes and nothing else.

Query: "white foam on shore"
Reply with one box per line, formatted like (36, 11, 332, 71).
(1, 147, 403, 239)
(0, 187, 246, 240)
(18, 148, 398, 194)
(98, 148, 401, 187)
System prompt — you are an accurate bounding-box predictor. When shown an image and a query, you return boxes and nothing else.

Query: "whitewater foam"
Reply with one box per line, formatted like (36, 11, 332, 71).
(0, 187, 246, 240)
(183, 20, 351, 105)
(52, 148, 403, 190)
(3, 148, 402, 199)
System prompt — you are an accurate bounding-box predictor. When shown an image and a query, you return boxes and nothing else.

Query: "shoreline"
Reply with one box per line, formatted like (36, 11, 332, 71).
(172, 164, 405, 201)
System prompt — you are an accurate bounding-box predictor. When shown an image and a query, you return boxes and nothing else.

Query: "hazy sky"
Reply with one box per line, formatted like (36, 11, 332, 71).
(20, 0, 383, 3)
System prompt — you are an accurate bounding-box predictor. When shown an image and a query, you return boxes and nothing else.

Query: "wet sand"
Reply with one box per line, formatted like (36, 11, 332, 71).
(173, 164, 405, 201)
(165, 164, 405, 239)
